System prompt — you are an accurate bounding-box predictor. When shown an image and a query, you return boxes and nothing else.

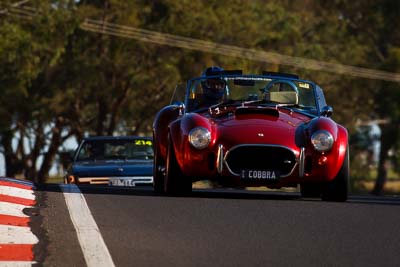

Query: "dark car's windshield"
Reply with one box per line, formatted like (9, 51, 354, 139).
(76, 138, 154, 161)
(186, 76, 317, 113)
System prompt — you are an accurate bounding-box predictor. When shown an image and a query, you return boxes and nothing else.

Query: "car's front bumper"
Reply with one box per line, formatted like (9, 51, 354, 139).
(77, 176, 153, 186)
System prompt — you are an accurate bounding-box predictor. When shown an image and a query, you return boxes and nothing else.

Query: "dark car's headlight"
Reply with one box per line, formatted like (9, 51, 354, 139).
(311, 130, 334, 152)
(188, 127, 211, 149)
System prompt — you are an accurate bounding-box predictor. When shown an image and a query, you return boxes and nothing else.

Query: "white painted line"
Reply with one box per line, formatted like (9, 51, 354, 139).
(0, 225, 39, 244)
(0, 186, 35, 200)
(0, 262, 37, 267)
(60, 184, 115, 267)
(0, 202, 30, 217)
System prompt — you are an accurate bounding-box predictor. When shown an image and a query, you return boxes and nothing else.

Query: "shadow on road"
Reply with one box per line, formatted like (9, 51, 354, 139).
(35, 183, 400, 206)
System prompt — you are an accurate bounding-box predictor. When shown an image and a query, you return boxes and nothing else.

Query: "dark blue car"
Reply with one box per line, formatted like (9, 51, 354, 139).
(65, 136, 154, 186)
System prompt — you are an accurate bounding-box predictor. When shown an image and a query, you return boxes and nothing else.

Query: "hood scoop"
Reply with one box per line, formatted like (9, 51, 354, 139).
(235, 106, 279, 118)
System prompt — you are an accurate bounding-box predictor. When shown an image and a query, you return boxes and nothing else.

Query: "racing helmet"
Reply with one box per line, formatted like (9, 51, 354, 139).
(201, 66, 226, 100)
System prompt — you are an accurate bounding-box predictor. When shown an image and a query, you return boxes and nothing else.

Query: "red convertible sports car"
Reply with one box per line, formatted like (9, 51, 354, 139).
(153, 67, 349, 201)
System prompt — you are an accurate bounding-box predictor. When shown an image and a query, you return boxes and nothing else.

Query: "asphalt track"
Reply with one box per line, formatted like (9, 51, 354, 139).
(34, 185, 400, 267)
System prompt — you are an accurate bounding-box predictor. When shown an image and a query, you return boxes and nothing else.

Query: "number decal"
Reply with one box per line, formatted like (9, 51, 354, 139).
(135, 140, 153, 146)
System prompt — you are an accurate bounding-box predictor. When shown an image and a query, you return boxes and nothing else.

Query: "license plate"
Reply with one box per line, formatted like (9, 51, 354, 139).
(240, 170, 280, 180)
(109, 178, 137, 187)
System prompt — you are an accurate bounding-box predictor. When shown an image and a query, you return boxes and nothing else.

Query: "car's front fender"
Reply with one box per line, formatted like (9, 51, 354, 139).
(153, 105, 181, 160)
(169, 113, 214, 176)
(301, 117, 348, 180)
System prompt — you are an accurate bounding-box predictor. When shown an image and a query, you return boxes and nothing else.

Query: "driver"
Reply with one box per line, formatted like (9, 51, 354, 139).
(200, 66, 226, 106)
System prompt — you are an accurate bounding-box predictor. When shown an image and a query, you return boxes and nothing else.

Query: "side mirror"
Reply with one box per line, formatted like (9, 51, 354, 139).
(172, 101, 185, 115)
(321, 106, 333, 117)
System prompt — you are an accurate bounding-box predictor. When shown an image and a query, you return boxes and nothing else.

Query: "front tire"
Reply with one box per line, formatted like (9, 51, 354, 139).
(164, 138, 192, 196)
(321, 148, 349, 202)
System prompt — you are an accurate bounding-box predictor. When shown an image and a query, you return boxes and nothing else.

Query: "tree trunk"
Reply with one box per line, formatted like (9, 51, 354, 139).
(371, 149, 388, 195)
(37, 118, 64, 183)
(96, 97, 107, 135)
(2, 129, 19, 178)
(371, 122, 398, 195)
(25, 121, 45, 181)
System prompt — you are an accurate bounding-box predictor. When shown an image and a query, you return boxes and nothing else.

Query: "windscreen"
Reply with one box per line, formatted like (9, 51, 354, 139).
(76, 138, 154, 161)
(186, 76, 316, 113)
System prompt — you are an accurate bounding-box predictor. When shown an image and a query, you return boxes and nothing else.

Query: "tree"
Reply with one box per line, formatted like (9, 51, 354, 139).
(0, 0, 77, 182)
(321, 0, 400, 195)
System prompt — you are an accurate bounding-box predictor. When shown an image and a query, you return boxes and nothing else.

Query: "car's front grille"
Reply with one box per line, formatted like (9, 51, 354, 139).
(225, 145, 297, 176)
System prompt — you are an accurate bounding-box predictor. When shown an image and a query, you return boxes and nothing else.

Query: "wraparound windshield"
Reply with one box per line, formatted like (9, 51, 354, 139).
(76, 139, 154, 161)
(185, 76, 317, 113)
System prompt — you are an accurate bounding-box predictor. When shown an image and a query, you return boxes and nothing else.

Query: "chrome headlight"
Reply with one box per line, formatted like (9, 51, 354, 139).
(311, 130, 334, 152)
(188, 127, 211, 149)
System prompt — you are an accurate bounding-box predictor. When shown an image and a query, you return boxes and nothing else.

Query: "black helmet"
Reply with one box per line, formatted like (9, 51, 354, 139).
(201, 66, 224, 77)
(201, 66, 226, 100)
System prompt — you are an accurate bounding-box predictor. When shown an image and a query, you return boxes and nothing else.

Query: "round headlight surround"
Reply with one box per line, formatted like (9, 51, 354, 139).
(188, 127, 211, 150)
(311, 130, 334, 152)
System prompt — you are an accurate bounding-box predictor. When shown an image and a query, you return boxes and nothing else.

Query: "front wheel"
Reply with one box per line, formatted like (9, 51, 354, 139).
(321, 148, 349, 202)
(164, 138, 192, 196)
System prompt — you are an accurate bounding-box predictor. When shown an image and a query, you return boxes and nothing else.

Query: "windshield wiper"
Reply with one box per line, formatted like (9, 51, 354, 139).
(276, 103, 299, 108)
(243, 101, 305, 111)
(236, 99, 315, 113)
(276, 104, 315, 110)
(242, 99, 279, 106)
(208, 99, 240, 112)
